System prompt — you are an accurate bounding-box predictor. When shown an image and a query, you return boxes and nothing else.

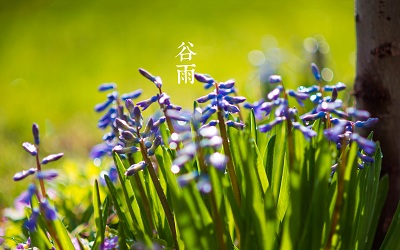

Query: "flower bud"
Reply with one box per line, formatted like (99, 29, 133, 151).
(41, 153, 64, 164)
(98, 83, 117, 92)
(125, 161, 147, 176)
(32, 123, 40, 145)
(22, 142, 37, 156)
(121, 89, 142, 101)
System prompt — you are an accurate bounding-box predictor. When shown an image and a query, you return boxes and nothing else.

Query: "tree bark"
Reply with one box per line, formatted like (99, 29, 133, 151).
(354, 0, 400, 247)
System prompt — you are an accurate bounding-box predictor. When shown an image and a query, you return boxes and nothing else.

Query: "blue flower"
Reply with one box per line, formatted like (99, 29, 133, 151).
(258, 117, 285, 133)
(100, 236, 119, 250)
(350, 133, 376, 154)
(292, 122, 317, 140)
(121, 89, 142, 101)
(16, 184, 36, 205)
(267, 85, 283, 100)
(41, 153, 64, 165)
(355, 118, 378, 128)
(40, 200, 57, 221)
(177, 171, 199, 187)
(13, 168, 37, 181)
(22, 142, 37, 156)
(125, 161, 147, 176)
(25, 209, 40, 231)
(139, 68, 162, 88)
(311, 63, 321, 81)
(287, 90, 310, 107)
(347, 107, 370, 120)
(36, 170, 59, 181)
(32, 123, 40, 145)
(98, 82, 117, 92)
(268, 75, 282, 84)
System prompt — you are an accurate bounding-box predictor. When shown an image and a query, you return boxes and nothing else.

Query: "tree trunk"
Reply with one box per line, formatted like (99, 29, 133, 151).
(354, 0, 400, 247)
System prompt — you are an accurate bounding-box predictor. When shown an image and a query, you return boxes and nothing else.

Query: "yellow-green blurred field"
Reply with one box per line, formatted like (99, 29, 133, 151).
(0, 0, 355, 207)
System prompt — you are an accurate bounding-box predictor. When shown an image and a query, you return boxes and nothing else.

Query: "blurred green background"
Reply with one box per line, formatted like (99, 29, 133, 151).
(0, 0, 355, 207)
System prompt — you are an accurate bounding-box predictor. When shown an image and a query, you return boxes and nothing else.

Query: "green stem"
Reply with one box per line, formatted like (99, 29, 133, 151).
(325, 138, 347, 249)
(139, 141, 179, 249)
(196, 146, 227, 250)
(35, 149, 47, 199)
(217, 111, 241, 206)
(127, 154, 156, 236)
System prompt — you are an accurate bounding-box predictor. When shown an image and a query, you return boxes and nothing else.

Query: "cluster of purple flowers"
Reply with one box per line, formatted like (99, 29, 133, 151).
(171, 108, 228, 194)
(194, 73, 246, 129)
(244, 63, 378, 170)
(13, 124, 60, 231)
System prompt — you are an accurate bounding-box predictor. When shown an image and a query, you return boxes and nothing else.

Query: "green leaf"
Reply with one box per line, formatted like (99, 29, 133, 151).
(93, 179, 105, 249)
(113, 153, 147, 237)
(104, 175, 136, 240)
(381, 199, 400, 250)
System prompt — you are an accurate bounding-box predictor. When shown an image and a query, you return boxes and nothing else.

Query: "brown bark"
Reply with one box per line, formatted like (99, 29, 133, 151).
(354, 0, 400, 247)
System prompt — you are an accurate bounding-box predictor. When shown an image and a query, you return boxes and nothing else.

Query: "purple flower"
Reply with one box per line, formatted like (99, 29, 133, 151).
(158, 93, 171, 105)
(22, 142, 37, 156)
(323, 82, 346, 92)
(297, 85, 319, 94)
(177, 171, 199, 187)
(100, 236, 119, 249)
(331, 109, 349, 119)
(100, 165, 118, 185)
(139, 68, 162, 88)
(268, 75, 282, 84)
(40, 200, 57, 221)
(136, 95, 158, 111)
(317, 100, 343, 112)
(311, 63, 321, 81)
(200, 106, 217, 123)
(125, 161, 147, 176)
(16, 184, 36, 205)
(194, 73, 214, 88)
(287, 90, 309, 107)
(208, 152, 228, 171)
(301, 111, 326, 122)
(114, 118, 135, 131)
(113, 145, 139, 154)
(197, 175, 212, 194)
(355, 118, 379, 128)
(358, 152, 374, 163)
(350, 133, 376, 154)
(165, 109, 190, 122)
(324, 120, 347, 144)
(223, 102, 240, 113)
(292, 122, 317, 140)
(267, 85, 283, 100)
(95, 92, 117, 112)
(347, 107, 371, 120)
(226, 120, 245, 130)
(13, 168, 37, 181)
(147, 136, 162, 156)
(90, 143, 113, 159)
(32, 123, 40, 145)
(36, 170, 59, 181)
(41, 153, 64, 164)
(258, 117, 286, 133)
(25, 209, 40, 231)
(219, 79, 235, 89)
(199, 136, 223, 148)
(224, 95, 246, 104)
(121, 89, 142, 101)
(98, 83, 117, 92)
(274, 99, 288, 117)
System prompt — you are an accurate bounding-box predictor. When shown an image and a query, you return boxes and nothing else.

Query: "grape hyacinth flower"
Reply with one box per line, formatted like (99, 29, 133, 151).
(194, 73, 245, 204)
(92, 81, 143, 161)
(138, 68, 184, 134)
